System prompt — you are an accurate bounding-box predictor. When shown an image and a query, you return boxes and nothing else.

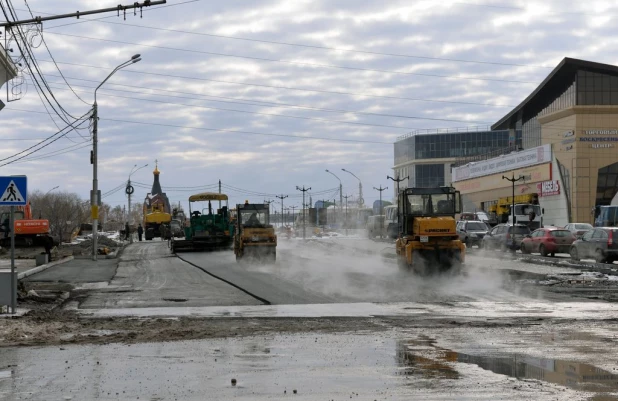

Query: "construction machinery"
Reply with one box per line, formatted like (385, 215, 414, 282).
(170, 192, 232, 252)
(487, 193, 543, 229)
(395, 186, 465, 274)
(0, 202, 53, 249)
(143, 199, 171, 240)
(233, 202, 277, 262)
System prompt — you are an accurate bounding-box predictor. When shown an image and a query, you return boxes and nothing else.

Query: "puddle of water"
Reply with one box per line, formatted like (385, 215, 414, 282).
(398, 337, 618, 396)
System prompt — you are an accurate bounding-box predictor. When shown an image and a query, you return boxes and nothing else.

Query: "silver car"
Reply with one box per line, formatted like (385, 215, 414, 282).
(456, 220, 491, 247)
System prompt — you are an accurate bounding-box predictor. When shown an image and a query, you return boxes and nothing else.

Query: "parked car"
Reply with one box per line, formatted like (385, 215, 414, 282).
(521, 227, 575, 257)
(570, 227, 618, 263)
(456, 220, 490, 247)
(564, 223, 593, 239)
(482, 224, 531, 252)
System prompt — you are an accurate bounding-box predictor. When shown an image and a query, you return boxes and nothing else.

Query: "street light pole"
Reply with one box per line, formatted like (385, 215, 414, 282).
(343, 194, 351, 236)
(296, 186, 311, 240)
(502, 173, 524, 225)
(290, 205, 297, 229)
(387, 174, 409, 232)
(127, 163, 148, 244)
(92, 54, 142, 261)
(325, 169, 343, 226)
(276, 194, 288, 228)
(342, 168, 363, 208)
(374, 185, 388, 239)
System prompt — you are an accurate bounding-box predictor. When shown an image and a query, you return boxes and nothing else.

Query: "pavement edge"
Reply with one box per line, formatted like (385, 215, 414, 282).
(17, 256, 75, 280)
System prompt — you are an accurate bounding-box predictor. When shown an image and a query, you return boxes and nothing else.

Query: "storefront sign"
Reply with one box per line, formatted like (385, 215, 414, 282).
(579, 137, 618, 142)
(454, 163, 552, 194)
(537, 180, 560, 197)
(452, 144, 551, 182)
(591, 144, 614, 148)
(583, 129, 618, 135)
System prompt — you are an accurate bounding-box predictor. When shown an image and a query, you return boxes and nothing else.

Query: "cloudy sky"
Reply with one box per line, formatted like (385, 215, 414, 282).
(0, 0, 615, 212)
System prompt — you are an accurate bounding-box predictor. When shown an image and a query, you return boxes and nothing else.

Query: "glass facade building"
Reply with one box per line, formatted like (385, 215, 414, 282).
(394, 129, 511, 166)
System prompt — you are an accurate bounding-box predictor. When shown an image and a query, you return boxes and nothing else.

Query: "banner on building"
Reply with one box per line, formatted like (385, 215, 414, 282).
(537, 180, 560, 197)
(452, 144, 551, 182)
(454, 163, 551, 194)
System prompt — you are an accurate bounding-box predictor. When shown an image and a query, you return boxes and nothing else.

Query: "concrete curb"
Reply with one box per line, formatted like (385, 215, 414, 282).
(17, 256, 74, 280)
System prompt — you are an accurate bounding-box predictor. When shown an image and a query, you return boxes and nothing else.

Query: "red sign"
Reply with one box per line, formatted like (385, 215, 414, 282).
(537, 180, 560, 197)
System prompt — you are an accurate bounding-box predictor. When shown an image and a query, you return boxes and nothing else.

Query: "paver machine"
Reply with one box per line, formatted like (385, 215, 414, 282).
(395, 186, 465, 274)
(170, 192, 232, 253)
(233, 201, 277, 262)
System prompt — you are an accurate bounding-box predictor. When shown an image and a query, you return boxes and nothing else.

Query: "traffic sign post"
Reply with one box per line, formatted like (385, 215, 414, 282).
(0, 176, 27, 314)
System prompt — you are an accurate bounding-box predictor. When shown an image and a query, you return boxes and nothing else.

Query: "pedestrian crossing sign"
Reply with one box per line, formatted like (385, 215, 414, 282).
(0, 176, 27, 206)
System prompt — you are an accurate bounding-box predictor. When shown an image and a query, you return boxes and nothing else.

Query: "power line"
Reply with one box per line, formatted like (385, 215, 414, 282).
(43, 15, 552, 69)
(39, 59, 518, 108)
(45, 31, 539, 84)
(44, 82, 492, 127)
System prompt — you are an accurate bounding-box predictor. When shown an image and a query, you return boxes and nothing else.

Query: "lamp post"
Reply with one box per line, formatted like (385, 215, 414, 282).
(341, 168, 363, 208)
(127, 163, 148, 243)
(325, 169, 343, 226)
(45, 186, 59, 195)
(502, 173, 525, 225)
(343, 194, 351, 236)
(374, 185, 388, 239)
(92, 54, 142, 261)
(296, 186, 311, 239)
(387, 174, 409, 233)
(290, 205, 297, 229)
(276, 194, 288, 228)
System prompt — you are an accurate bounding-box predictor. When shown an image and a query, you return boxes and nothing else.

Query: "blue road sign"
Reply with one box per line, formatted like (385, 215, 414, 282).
(0, 176, 27, 206)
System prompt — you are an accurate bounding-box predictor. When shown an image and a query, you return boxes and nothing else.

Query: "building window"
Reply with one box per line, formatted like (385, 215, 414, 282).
(416, 164, 445, 187)
(596, 162, 618, 206)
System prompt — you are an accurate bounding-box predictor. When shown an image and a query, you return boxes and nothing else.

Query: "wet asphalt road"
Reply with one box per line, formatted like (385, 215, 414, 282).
(78, 241, 262, 309)
(5, 238, 618, 399)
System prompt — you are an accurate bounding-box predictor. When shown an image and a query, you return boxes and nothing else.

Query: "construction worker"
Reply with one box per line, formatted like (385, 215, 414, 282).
(137, 224, 144, 241)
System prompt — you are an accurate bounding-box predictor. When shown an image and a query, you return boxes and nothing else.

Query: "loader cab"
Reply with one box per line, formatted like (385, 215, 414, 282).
(399, 187, 462, 235)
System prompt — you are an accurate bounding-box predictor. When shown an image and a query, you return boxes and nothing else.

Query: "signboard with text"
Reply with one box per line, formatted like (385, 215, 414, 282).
(537, 180, 560, 197)
(452, 144, 551, 182)
(454, 163, 552, 194)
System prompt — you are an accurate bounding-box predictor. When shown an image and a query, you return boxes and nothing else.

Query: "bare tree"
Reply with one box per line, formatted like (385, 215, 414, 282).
(29, 191, 87, 242)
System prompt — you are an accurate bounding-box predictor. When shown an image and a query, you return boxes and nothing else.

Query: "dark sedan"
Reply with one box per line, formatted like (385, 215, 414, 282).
(570, 227, 618, 264)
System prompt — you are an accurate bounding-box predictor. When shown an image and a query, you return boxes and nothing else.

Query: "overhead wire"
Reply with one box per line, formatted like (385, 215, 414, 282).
(45, 31, 540, 85)
(43, 82, 492, 127)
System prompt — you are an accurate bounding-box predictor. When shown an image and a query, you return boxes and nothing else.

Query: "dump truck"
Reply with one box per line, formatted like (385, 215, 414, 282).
(170, 192, 232, 252)
(395, 186, 465, 274)
(233, 202, 277, 262)
(0, 202, 53, 249)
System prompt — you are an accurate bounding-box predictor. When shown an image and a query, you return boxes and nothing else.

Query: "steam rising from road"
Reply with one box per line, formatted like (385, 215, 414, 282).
(245, 235, 530, 303)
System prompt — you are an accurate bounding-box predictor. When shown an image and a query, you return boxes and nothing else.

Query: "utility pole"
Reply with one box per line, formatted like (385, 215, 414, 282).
(290, 205, 297, 229)
(374, 185, 388, 239)
(387, 174, 409, 233)
(218, 179, 222, 210)
(343, 195, 351, 236)
(0, 1, 166, 28)
(276, 194, 288, 228)
(296, 186, 311, 240)
(502, 173, 525, 225)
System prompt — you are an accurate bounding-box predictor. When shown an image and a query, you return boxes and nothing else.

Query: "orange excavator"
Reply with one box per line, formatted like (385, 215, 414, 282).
(0, 202, 52, 248)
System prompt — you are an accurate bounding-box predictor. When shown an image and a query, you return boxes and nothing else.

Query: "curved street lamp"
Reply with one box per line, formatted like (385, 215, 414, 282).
(45, 185, 59, 196)
(325, 169, 343, 218)
(127, 163, 148, 244)
(92, 54, 142, 261)
(341, 168, 363, 208)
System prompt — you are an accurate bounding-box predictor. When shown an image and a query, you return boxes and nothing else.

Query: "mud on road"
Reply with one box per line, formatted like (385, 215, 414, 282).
(0, 306, 578, 348)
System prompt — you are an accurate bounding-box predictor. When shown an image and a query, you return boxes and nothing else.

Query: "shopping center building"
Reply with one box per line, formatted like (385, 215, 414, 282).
(395, 57, 618, 226)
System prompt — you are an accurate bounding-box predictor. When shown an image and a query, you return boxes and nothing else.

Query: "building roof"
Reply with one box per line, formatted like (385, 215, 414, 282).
(492, 57, 618, 130)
